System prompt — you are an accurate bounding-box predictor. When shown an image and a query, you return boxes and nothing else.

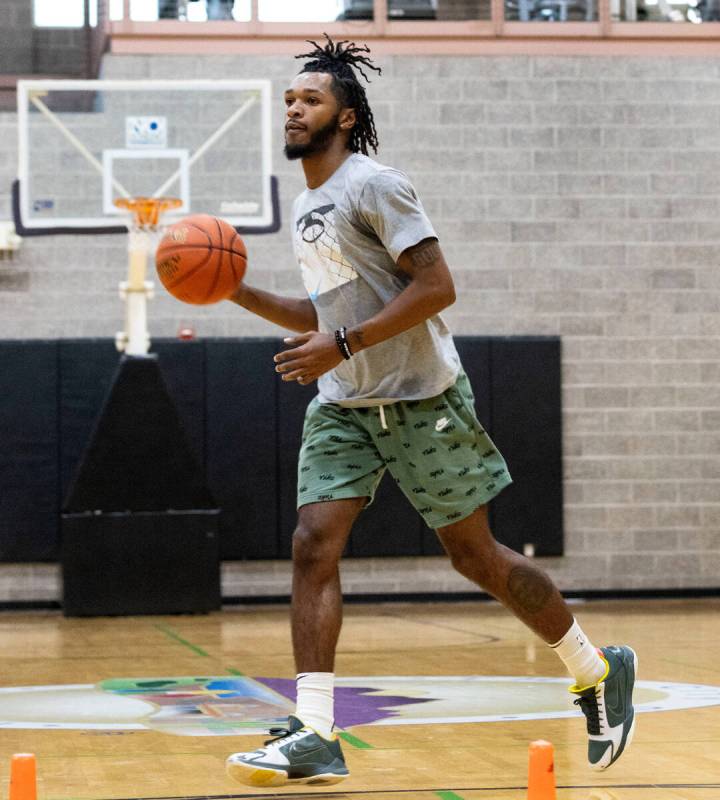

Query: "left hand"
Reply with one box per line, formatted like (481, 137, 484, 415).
(274, 331, 344, 385)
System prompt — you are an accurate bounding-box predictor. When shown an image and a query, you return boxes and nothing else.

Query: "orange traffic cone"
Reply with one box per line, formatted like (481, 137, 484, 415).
(527, 740, 556, 800)
(9, 754, 37, 800)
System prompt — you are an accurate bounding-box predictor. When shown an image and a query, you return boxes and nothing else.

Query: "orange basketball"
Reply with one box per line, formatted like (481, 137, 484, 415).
(155, 214, 247, 305)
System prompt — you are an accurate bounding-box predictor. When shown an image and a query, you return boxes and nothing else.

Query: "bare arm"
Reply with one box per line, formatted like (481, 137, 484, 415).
(346, 237, 456, 353)
(228, 283, 318, 334)
(272, 237, 455, 384)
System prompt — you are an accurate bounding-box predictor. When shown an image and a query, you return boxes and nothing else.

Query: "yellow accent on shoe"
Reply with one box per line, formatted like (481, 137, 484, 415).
(247, 767, 285, 787)
(568, 652, 610, 695)
(310, 729, 339, 742)
(296, 719, 338, 742)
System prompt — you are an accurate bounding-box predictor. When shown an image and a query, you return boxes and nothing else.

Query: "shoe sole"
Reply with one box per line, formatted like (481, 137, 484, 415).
(226, 760, 348, 788)
(622, 649, 639, 754)
(591, 647, 638, 771)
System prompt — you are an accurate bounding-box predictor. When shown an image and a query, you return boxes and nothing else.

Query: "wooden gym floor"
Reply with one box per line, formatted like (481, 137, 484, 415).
(0, 597, 718, 800)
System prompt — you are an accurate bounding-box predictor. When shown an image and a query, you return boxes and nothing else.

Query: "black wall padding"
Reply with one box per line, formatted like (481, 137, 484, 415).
(59, 339, 118, 503)
(419, 337, 495, 556)
(0, 341, 59, 561)
(489, 338, 564, 557)
(63, 355, 216, 512)
(277, 372, 319, 558)
(0, 336, 563, 563)
(205, 339, 279, 559)
(62, 510, 221, 615)
(151, 340, 206, 466)
(349, 474, 424, 558)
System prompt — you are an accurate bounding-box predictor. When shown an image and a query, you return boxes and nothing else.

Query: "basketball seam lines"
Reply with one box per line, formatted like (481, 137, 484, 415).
(157, 244, 246, 257)
(157, 217, 246, 301)
(207, 216, 226, 302)
(229, 230, 240, 284)
(184, 220, 215, 245)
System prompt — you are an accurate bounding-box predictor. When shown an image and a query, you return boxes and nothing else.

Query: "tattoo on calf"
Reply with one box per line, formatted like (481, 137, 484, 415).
(409, 239, 440, 268)
(507, 565, 554, 615)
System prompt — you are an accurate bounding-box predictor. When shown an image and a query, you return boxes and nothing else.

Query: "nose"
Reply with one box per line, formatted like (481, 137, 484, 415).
(287, 100, 302, 119)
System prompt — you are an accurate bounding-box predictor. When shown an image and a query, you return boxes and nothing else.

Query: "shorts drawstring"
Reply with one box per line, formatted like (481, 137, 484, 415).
(379, 405, 388, 430)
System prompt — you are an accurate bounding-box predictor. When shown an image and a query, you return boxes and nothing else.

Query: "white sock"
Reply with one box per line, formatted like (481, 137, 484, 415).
(550, 618, 607, 689)
(295, 672, 334, 739)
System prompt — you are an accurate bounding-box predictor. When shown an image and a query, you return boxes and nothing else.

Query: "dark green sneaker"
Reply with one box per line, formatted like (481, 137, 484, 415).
(571, 645, 638, 771)
(225, 715, 349, 787)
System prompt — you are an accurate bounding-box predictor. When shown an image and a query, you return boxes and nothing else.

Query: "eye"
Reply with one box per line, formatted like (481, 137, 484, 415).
(307, 97, 319, 105)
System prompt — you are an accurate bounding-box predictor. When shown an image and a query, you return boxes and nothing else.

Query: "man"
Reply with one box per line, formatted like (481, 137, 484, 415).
(225, 35, 636, 788)
(205, 0, 234, 20)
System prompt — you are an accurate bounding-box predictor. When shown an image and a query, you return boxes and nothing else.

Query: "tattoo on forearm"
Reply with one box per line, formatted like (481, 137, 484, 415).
(507, 565, 554, 615)
(352, 328, 366, 350)
(409, 239, 441, 269)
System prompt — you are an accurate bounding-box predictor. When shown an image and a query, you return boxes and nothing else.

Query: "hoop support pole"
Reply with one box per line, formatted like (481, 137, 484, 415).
(114, 197, 181, 356)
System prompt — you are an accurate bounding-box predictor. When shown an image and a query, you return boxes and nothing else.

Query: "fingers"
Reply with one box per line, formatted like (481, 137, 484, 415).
(274, 357, 312, 383)
(275, 351, 297, 366)
(282, 368, 315, 384)
(280, 366, 304, 381)
(282, 331, 313, 346)
(274, 331, 318, 364)
(274, 344, 306, 364)
(273, 331, 323, 385)
(275, 356, 301, 374)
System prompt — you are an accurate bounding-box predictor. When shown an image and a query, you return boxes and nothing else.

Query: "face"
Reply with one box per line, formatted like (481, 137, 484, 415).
(283, 72, 355, 160)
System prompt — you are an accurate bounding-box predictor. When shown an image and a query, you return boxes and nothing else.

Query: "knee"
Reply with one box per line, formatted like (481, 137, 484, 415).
(446, 540, 479, 577)
(292, 521, 342, 576)
(445, 537, 499, 581)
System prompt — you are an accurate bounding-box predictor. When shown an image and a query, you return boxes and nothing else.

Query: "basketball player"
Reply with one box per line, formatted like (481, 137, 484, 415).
(225, 36, 636, 787)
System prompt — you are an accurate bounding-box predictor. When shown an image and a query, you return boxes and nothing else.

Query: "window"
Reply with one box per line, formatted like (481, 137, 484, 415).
(259, 0, 345, 21)
(339, 0, 498, 21)
(505, 0, 597, 20)
(109, 0, 251, 21)
(34, 0, 85, 27)
(619, 0, 712, 21)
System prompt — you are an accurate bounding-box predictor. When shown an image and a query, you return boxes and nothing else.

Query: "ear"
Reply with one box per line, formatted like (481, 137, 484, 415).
(339, 107, 356, 132)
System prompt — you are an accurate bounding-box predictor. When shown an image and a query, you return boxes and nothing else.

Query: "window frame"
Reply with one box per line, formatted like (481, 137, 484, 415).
(106, 0, 720, 49)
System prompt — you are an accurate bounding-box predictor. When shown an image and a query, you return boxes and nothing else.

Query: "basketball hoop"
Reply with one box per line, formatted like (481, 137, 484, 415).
(0, 221, 21, 261)
(114, 196, 182, 229)
(113, 196, 183, 357)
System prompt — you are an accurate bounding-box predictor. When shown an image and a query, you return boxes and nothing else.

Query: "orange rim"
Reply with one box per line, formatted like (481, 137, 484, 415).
(114, 196, 182, 227)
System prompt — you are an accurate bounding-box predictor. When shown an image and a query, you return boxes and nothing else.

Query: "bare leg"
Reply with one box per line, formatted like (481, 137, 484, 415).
(291, 497, 366, 673)
(436, 504, 572, 643)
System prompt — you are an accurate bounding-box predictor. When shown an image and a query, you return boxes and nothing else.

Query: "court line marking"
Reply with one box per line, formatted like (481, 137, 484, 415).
(153, 624, 209, 658)
(68, 784, 720, 800)
(376, 610, 502, 644)
(338, 730, 374, 749)
(227, 672, 372, 749)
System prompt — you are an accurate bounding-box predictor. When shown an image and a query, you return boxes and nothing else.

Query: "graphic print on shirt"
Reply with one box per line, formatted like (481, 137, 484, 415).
(295, 203, 358, 300)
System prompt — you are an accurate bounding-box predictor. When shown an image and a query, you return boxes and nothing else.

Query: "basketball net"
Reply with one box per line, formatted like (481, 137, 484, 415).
(113, 197, 182, 356)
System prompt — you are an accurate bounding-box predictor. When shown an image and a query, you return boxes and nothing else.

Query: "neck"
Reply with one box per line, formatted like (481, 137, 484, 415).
(302, 139, 353, 189)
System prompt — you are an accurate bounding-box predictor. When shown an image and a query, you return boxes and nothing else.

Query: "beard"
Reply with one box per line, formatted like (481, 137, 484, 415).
(284, 112, 341, 160)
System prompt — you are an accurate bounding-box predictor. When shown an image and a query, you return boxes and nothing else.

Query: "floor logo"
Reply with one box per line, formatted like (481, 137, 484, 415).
(0, 676, 718, 736)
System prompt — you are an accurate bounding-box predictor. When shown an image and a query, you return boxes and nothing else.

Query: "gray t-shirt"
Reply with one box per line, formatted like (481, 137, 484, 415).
(292, 153, 460, 407)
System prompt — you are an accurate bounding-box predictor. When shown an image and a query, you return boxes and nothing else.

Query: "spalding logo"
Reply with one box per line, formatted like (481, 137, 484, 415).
(157, 253, 181, 281)
(165, 226, 188, 244)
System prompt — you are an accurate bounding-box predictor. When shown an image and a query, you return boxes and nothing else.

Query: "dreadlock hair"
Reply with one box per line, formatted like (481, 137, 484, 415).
(295, 34, 381, 156)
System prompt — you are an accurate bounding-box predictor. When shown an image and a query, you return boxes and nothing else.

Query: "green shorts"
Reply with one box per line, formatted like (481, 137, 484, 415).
(297, 370, 512, 529)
